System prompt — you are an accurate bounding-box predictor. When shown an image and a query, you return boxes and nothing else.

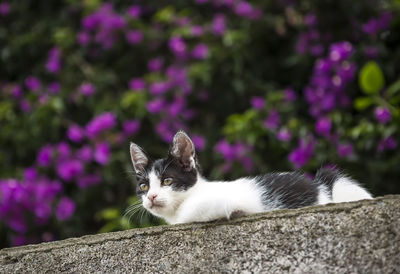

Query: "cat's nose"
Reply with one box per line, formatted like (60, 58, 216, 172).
(148, 194, 158, 202)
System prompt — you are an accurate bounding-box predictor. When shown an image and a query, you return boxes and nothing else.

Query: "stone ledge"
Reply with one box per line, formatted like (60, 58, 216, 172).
(1, 195, 399, 273)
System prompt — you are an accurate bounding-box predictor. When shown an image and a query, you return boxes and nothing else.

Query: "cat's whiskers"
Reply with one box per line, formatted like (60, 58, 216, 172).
(124, 201, 144, 222)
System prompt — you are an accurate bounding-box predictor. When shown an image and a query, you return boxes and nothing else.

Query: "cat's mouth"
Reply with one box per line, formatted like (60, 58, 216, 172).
(150, 202, 164, 209)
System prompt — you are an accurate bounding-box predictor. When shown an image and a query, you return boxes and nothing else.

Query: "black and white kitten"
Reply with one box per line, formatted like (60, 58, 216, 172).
(130, 131, 372, 224)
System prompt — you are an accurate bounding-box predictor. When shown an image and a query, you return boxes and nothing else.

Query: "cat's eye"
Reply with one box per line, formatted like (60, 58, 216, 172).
(139, 183, 149, 192)
(162, 178, 173, 186)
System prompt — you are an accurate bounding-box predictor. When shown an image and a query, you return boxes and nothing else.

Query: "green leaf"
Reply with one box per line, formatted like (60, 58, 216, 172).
(154, 6, 175, 23)
(53, 27, 75, 48)
(386, 78, 400, 96)
(97, 208, 120, 221)
(359, 61, 385, 95)
(354, 97, 373, 111)
(99, 221, 118, 234)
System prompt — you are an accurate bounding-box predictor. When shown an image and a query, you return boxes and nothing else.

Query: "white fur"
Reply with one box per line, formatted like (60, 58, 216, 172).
(331, 177, 372, 203)
(317, 185, 332, 205)
(143, 173, 265, 224)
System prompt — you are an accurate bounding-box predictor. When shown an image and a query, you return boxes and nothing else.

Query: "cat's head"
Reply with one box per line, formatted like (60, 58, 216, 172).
(130, 131, 200, 219)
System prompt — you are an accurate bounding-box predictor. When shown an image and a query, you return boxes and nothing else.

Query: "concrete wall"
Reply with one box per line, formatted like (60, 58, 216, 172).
(0, 195, 399, 273)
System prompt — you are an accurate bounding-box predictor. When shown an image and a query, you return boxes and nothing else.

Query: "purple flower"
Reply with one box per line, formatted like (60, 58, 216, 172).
(127, 5, 141, 18)
(362, 12, 392, 35)
(215, 140, 253, 172)
(155, 120, 175, 142)
(277, 128, 291, 142)
(149, 81, 170, 95)
(38, 94, 49, 105)
(329, 41, 354, 63)
(82, 13, 100, 30)
(77, 31, 91, 46)
(147, 98, 165, 113)
(57, 142, 71, 159)
(166, 65, 188, 88)
(250, 96, 265, 110)
(337, 143, 354, 158)
(364, 46, 379, 58)
(0, 2, 10, 16)
(148, 58, 164, 72)
(11, 85, 23, 99)
(122, 120, 140, 135)
(82, 3, 126, 49)
(378, 136, 397, 153)
(11, 235, 27, 247)
(56, 159, 84, 181)
(19, 99, 31, 113)
(94, 142, 111, 165)
(362, 19, 379, 35)
(55, 197, 76, 221)
(374, 107, 391, 124)
(310, 44, 324, 56)
(129, 78, 146, 91)
(126, 30, 143, 45)
(337, 61, 356, 83)
(37, 145, 53, 167)
(192, 135, 206, 151)
(79, 82, 96, 96)
(46, 60, 61, 73)
(34, 203, 52, 220)
(315, 59, 332, 73)
(25, 76, 41, 92)
(304, 13, 317, 26)
(169, 36, 186, 57)
(234, 1, 253, 17)
(86, 112, 116, 138)
(175, 17, 191, 27)
(24, 167, 38, 181)
(48, 82, 60, 94)
(168, 97, 185, 117)
(284, 88, 297, 102)
(67, 124, 85, 143)
(191, 26, 204, 36)
(191, 43, 209, 59)
(77, 174, 101, 189)
(7, 216, 27, 234)
(46, 48, 61, 73)
(212, 14, 226, 36)
(215, 140, 236, 161)
(76, 146, 92, 163)
(263, 110, 280, 130)
(315, 117, 331, 136)
(289, 137, 316, 169)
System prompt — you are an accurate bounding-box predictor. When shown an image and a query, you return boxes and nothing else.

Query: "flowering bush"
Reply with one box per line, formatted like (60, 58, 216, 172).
(0, 0, 399, 247)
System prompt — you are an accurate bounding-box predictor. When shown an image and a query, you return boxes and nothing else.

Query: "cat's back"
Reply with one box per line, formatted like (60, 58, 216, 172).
(254, 172, 319, 209)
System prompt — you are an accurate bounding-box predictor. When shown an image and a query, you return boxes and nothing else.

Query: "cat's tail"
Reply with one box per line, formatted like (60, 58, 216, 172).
(313, 167, 373, 204)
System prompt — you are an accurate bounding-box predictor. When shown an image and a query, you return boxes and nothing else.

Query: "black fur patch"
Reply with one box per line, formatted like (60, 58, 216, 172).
(153, 157, 198, 191)
(256, 172, 318, 209)
(314, 167, 340, 194)
(135, 161, 153, 197)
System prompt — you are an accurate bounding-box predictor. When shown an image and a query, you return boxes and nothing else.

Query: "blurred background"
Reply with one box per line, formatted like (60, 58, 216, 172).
(0, 0, 399, 248)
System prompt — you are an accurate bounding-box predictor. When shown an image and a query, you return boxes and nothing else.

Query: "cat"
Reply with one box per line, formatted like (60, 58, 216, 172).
(129, 130, 372, 224)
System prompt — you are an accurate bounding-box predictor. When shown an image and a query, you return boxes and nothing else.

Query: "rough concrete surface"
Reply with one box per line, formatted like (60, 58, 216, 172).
(0, 195, 399, 273)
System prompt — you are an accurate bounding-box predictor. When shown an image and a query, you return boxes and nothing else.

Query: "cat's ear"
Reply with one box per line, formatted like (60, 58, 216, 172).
(170, 131, 196, 171)
(130, 143, 148, 175)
